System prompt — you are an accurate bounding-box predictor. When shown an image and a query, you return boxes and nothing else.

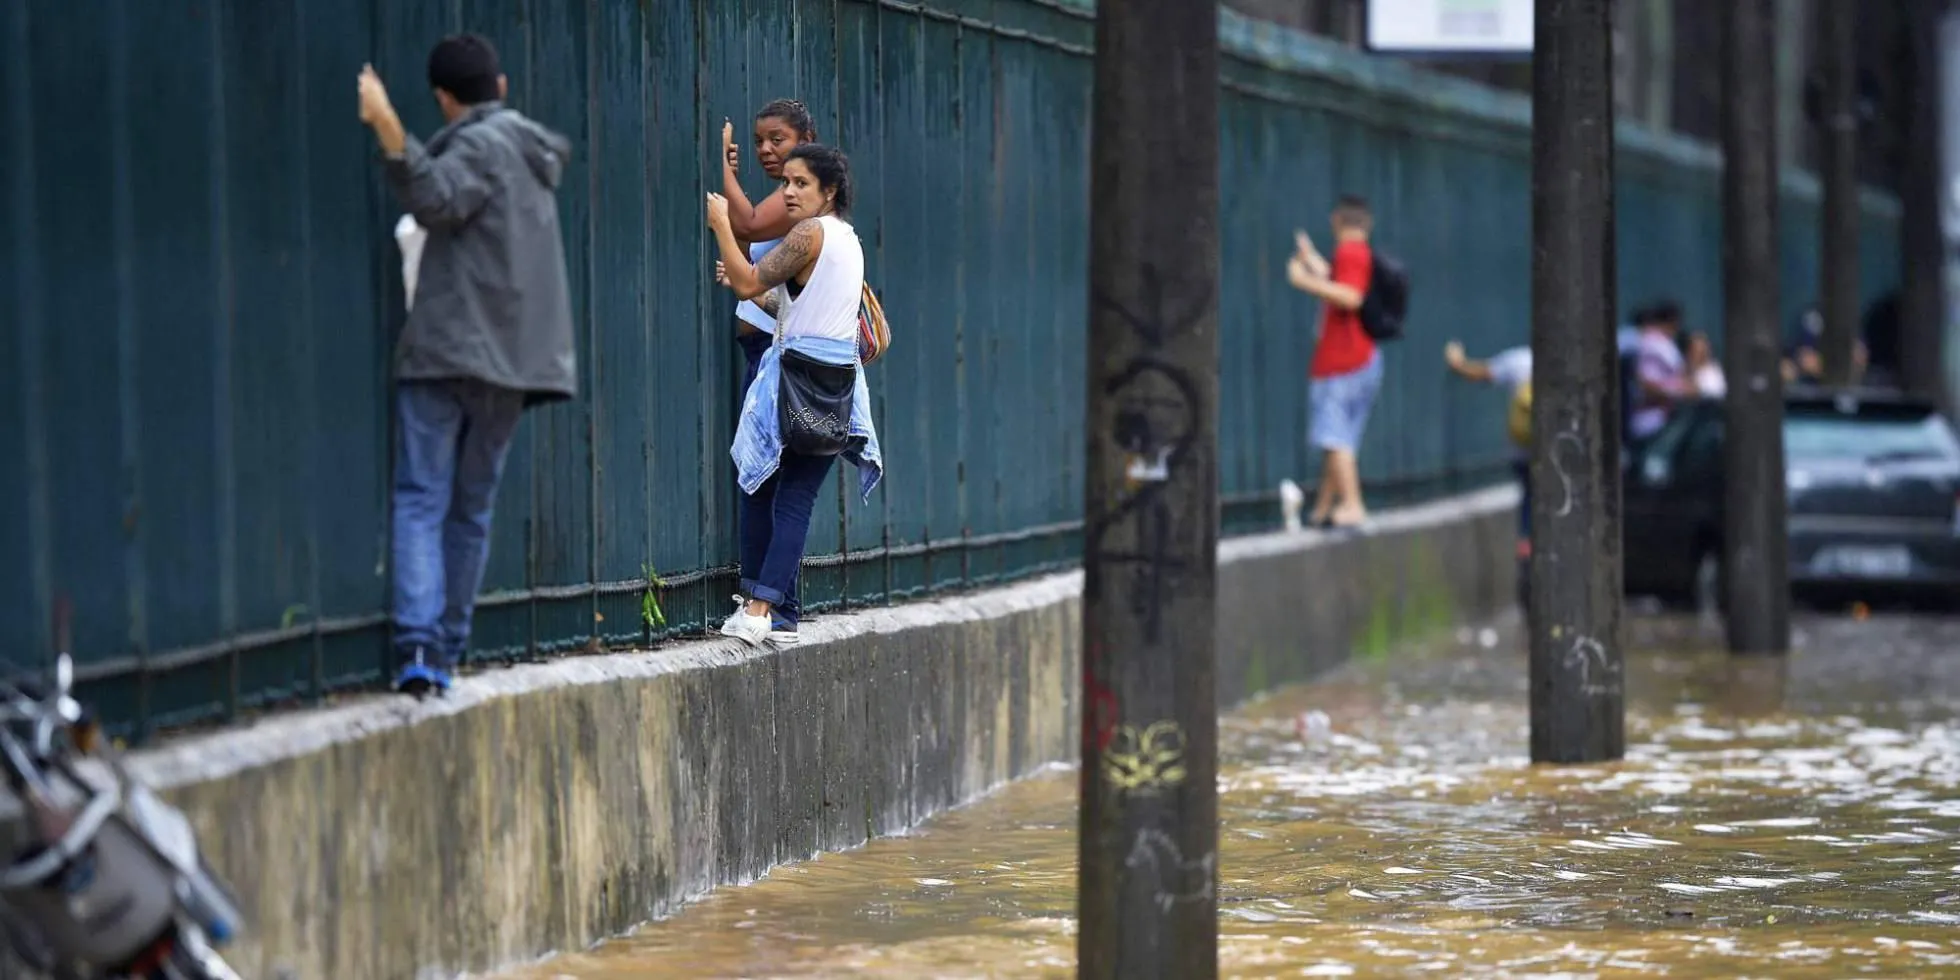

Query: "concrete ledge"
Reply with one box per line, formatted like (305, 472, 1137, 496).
(3, 486, 1515, 979)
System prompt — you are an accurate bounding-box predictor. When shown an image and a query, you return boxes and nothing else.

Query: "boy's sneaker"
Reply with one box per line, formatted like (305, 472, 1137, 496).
(394, 648, 452, 700)
(718, 596, 771, 647)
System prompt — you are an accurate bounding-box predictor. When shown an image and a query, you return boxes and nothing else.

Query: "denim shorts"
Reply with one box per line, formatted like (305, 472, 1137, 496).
(1309, 352, 1383, 453)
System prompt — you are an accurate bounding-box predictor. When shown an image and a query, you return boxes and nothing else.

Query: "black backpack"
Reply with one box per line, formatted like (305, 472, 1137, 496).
(1359, 249, 1409, 342)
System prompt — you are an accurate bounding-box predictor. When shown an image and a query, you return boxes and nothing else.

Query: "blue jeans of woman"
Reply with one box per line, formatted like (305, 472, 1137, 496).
(738, 329, 771, 396)
(736, 328, 783, 620)
(739, 450, 836, 626)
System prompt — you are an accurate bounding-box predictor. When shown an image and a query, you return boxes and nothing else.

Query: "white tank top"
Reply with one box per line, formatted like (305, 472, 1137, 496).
(735, 238, 780, 333)
(776, 215, 863, 346)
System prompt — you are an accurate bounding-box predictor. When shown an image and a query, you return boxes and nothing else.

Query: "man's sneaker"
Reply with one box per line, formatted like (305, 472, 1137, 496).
(719, 600, 771, 647)
(394, 648, 452, 700)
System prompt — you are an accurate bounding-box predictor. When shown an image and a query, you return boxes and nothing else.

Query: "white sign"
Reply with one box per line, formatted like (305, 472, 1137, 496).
(1366, 0, 1534, 55)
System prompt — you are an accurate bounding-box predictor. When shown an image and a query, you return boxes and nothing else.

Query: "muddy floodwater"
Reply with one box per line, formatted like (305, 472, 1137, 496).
(505, 613, 1960, 978)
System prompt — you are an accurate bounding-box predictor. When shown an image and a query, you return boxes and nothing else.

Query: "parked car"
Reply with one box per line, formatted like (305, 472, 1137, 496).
(1622, 390, 1960, 608)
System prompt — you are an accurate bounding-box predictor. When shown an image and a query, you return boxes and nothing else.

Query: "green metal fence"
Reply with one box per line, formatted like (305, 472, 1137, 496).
(0, 0, 1900, 737)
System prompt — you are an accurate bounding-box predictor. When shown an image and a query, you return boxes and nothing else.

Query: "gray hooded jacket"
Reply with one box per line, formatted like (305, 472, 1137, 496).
(384, 102, 576, 404)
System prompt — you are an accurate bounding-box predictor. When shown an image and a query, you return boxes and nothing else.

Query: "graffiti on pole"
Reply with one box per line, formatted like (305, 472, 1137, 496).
(1087, 263, 1212, 643)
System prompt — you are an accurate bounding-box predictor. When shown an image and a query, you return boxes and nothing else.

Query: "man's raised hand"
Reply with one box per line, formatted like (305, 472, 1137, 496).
(358, 64, 393, 126)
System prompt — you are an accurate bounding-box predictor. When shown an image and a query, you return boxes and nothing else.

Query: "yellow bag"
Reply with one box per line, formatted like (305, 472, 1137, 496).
(1507, 379, 1532, 449)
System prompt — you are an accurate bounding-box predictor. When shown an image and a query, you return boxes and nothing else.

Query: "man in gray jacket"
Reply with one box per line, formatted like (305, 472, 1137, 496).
(358, 34, 575, 696)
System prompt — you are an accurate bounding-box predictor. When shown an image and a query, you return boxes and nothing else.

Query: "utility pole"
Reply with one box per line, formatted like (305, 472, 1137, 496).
(1818, 0, 1862, 388)
(1528, 0, 1624, 764)
(1722, 0, 1791, 656)
(1078, 0, 1220, 977)
(1899, 0, 1949, 406)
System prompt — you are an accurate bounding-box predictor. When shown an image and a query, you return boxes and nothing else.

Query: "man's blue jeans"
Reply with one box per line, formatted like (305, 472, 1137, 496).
(392, 379, 525, 669)
(739, 450, 836, 626)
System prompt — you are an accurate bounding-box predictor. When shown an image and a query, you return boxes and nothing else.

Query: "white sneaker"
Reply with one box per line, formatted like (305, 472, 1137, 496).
(1279, 479, 1304, 532)
(767, 626, 801, 648)
(717, 595, 747, 633)
(719, 596, 772, 647)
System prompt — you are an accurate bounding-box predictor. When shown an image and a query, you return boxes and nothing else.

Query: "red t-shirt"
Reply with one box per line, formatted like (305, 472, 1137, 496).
(1309, 240, 1375, 379)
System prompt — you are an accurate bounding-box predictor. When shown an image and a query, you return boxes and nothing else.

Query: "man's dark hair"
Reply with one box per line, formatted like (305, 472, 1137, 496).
(428, 34, 502, 106)
(757, 98, 818, 142)
(786, 144, 853, 216)
(1645, 297, 1683, 327)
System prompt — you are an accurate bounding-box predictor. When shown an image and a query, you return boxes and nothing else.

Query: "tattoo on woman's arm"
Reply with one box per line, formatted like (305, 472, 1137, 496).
(756, 289, 783, 318)
(755, 219, 821, 290)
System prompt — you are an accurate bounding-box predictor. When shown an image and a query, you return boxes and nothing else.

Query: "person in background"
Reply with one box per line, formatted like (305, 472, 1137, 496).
(1444, 340, 1533, 554)
(358, 35, 576, 696)
(1629, 298, 1692, 443)
(1617, 306, 1647, 357)
(708, 145, 883, 648)
(1782, 304, 1869, 387)
(1288, 194, 1382, 529)
(719, 99, 819, 393)
(1612, 304, 1650, 445)
(1682, 330, 1726, 398)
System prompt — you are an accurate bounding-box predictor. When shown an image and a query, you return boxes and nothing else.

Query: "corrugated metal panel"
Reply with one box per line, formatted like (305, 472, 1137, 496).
(0, 0, 48, 681)
(0, 0, 1902, 737)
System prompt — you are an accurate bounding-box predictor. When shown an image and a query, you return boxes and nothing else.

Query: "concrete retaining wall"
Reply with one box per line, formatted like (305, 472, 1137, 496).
(3, 487, 1514, 980)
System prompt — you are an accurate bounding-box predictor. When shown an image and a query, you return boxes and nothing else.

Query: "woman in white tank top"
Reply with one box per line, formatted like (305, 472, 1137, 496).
(717, 99, 818, 391)
(707, 145, 883, 649)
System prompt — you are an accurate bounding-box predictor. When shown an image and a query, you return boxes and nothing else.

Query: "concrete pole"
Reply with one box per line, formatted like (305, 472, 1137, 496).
(1077, 0, 1220, 976)
(1528, 0, 1625, 764)
(1722, 0, 1792, 656)
(1899, 0, 1949, 406)
(1941, 7, 1960, 408)
(1817, 0, 1863, 387)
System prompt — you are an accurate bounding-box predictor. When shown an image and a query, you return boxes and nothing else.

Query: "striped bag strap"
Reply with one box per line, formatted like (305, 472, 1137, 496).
(858, 282, 891, 365)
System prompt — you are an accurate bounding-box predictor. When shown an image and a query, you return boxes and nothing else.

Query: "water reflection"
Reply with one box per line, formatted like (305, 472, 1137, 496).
(1716, 654, 1788, 718)
(505, 614, 1960, 979)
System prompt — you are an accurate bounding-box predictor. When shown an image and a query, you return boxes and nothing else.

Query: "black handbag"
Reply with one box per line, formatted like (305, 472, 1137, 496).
(777, 347, 857, 457)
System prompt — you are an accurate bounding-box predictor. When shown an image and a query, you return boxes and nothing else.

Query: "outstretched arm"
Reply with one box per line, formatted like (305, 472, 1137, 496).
(716, 121, 798, 242)
(1288, 255, 1364, 310)
(708, 200, 823, 301)
(361, 65, 495, 229)
(1444, 341, 1494, 382)
(1293, 229, 1330, 279)
(716, 261, 784, 317)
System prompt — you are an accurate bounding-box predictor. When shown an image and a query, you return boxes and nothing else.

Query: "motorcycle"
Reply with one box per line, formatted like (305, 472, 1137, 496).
(0, 647, 247, 980)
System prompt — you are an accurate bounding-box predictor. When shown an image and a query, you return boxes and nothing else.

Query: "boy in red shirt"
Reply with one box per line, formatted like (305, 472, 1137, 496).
(1288, 195, 1381, 528)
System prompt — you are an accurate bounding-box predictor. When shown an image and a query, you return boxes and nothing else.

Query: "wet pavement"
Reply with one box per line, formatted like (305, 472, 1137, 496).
(504, 612, 1960, 978)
